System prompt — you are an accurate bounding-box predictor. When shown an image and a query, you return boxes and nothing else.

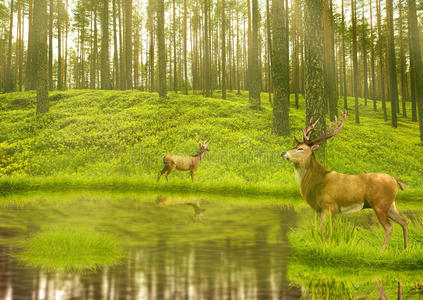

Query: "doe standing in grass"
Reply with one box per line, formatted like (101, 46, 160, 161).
(282, 110, 408, 251)
(157, 138, 210, 183)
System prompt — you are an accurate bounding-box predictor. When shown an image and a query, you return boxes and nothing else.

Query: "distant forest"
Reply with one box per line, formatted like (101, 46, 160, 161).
(0, 0, 422, 140)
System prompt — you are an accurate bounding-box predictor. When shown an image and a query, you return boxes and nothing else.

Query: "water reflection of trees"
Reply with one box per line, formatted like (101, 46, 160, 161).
(0, 204, 301, 299)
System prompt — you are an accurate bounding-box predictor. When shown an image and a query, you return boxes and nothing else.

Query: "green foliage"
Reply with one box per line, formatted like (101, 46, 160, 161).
(288, 260, 423, 299)
(0, 90, 422, 194)
(289, 214, 423, 270)
(16, 226, 124, 272)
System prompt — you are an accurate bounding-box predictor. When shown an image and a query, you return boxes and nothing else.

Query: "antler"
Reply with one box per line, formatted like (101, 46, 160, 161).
(302, 118, 320, 142)
(307, 108, 347, 145)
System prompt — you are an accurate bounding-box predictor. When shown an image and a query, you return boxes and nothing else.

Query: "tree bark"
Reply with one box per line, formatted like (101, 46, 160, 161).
(221, 0, 226, 99)
(48, 0, 53, 90)
(386, 0, 398, 127)
(250, 0, 261, 105)
(157, 0, 166, 97)
(124, 0, 132, 89)
(351, 0, 360, 124)
(34, 0, 49, 113)
(272, 0, 290, 136)
(377, 0, 388, 121)
(101, 0, 111, 89)
(407, 0, 423, 141)
(304, 0, 326, 154)
(5, 0, 14, 92)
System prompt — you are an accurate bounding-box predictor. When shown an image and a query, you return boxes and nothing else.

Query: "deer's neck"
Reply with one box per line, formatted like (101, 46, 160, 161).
(294, 155, 329, 205)
(194, 150, 206, 162)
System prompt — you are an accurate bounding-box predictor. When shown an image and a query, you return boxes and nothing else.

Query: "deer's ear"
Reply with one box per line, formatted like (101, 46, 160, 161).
(311, 144, 320, 152)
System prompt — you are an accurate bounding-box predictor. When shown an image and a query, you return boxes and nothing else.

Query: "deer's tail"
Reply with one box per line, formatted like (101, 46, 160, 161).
(395, 178, 407, 191)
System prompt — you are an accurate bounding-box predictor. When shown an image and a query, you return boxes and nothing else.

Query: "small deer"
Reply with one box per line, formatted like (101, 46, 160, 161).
(282, 110, 408, 251)
(157, 138, 210, 183)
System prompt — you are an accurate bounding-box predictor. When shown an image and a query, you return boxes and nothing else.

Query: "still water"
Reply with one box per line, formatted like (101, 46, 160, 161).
(0, 192, 421, 299)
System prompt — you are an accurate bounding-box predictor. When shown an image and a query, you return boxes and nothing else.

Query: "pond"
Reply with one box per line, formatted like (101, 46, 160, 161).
(0, 192, 422, 299)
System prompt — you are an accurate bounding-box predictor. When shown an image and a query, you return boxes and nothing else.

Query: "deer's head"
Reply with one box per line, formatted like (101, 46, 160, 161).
(198, 138, 210, 153)
(282, 109, 347, 165)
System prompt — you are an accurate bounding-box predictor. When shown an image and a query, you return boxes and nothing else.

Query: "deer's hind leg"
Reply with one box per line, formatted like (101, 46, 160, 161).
(373, 207, 393, 251)
(388, 202, 408, 250)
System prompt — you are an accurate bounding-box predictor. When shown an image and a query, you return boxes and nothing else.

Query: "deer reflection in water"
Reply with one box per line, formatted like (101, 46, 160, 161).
(156, 196, 206, 221)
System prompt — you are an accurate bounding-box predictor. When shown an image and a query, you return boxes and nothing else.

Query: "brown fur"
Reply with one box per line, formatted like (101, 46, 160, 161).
(283, 142, 408, 250)
(157, 141, 209, 182)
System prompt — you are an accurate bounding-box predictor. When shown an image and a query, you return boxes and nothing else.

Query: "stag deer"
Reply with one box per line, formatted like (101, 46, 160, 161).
(282, 110, 408, 251)
(157, 138, 210, 183)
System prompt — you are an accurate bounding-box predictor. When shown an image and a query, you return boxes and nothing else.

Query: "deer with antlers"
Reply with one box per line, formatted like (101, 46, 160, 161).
(282, 110, 408, 251)
(157, 138, 210, 183)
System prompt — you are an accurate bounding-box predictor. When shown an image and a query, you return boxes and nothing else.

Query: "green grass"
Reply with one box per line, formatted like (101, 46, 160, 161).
(0, 89, 422, 195)
(15, 227, 124, 272)
(288, 259, 423, 299)
(288, 214, 423, 270)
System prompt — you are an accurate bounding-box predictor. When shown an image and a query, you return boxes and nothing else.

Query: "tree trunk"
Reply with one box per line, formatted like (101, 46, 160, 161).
(341, 0, 347, 109)
(101, 0, 111, 89)
(407, 0, 423, 141)
(157, 0, 166, 97)
(203, 0, 210, 97)
(398, 0, 407, 117)
(272, 0, 290, 136)
(183, 0, 188, 95)
(323, 0, 336, 120)
(386, 0, 398, 128)
(266, 0, 272, 103)
(250, 0, 261, 105)
(5, 0, 14, 92)
(34, 0, 49, 113)
(361, 8, 369, 108)
(377, 0, 387, 121)
(124, 0, 132, 89)
(304, 0, 326, 154)
(369, 0, 376, 110)
(25, 0, 34, 90)
(57, 0, 63, 90)
(221, 0, 226, 99)
(48, 0, 53, 90)
(351, 0, 360, 124)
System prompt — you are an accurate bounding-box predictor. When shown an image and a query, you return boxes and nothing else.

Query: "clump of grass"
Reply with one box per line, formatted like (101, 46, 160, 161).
(16, 227, 124, 272)
(289, 215, 423, 269)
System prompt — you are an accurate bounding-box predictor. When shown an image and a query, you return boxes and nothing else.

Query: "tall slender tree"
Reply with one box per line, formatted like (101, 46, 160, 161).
(157, 0, 166, 97)
(183, 0, 188, 95)
(398, 0, 407, 117)
(351, 0, 360, 124)
(386, 0, 398, 127)
(101, 0, 111, 89)
(48, 0, 53, 90)
(250, 0, 261, 105)
(5, 0, 14, 92)
(221, 0, 226, 99)
(272, 0, 290, 136)
(34, 0, 49, 113)
(323, 0, 336, 120)
(124, 0, 133, 89)
(407, 0, 423, 141)
(304, 0, 326, 152)
(377, 0, 388, 121)
(341, 0, 347, 109)
(369, 0, 377, 110)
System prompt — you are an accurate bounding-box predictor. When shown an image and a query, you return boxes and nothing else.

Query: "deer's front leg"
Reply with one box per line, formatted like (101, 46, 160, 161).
(319, 209, 330, 234)
(190, 170, 194, 183)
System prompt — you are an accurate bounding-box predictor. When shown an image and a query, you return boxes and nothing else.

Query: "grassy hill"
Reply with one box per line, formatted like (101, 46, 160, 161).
(0, 89, 422, 196)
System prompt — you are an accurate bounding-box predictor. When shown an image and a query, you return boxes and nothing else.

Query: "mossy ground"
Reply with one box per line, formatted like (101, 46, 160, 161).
(0, 89, 422, 196)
